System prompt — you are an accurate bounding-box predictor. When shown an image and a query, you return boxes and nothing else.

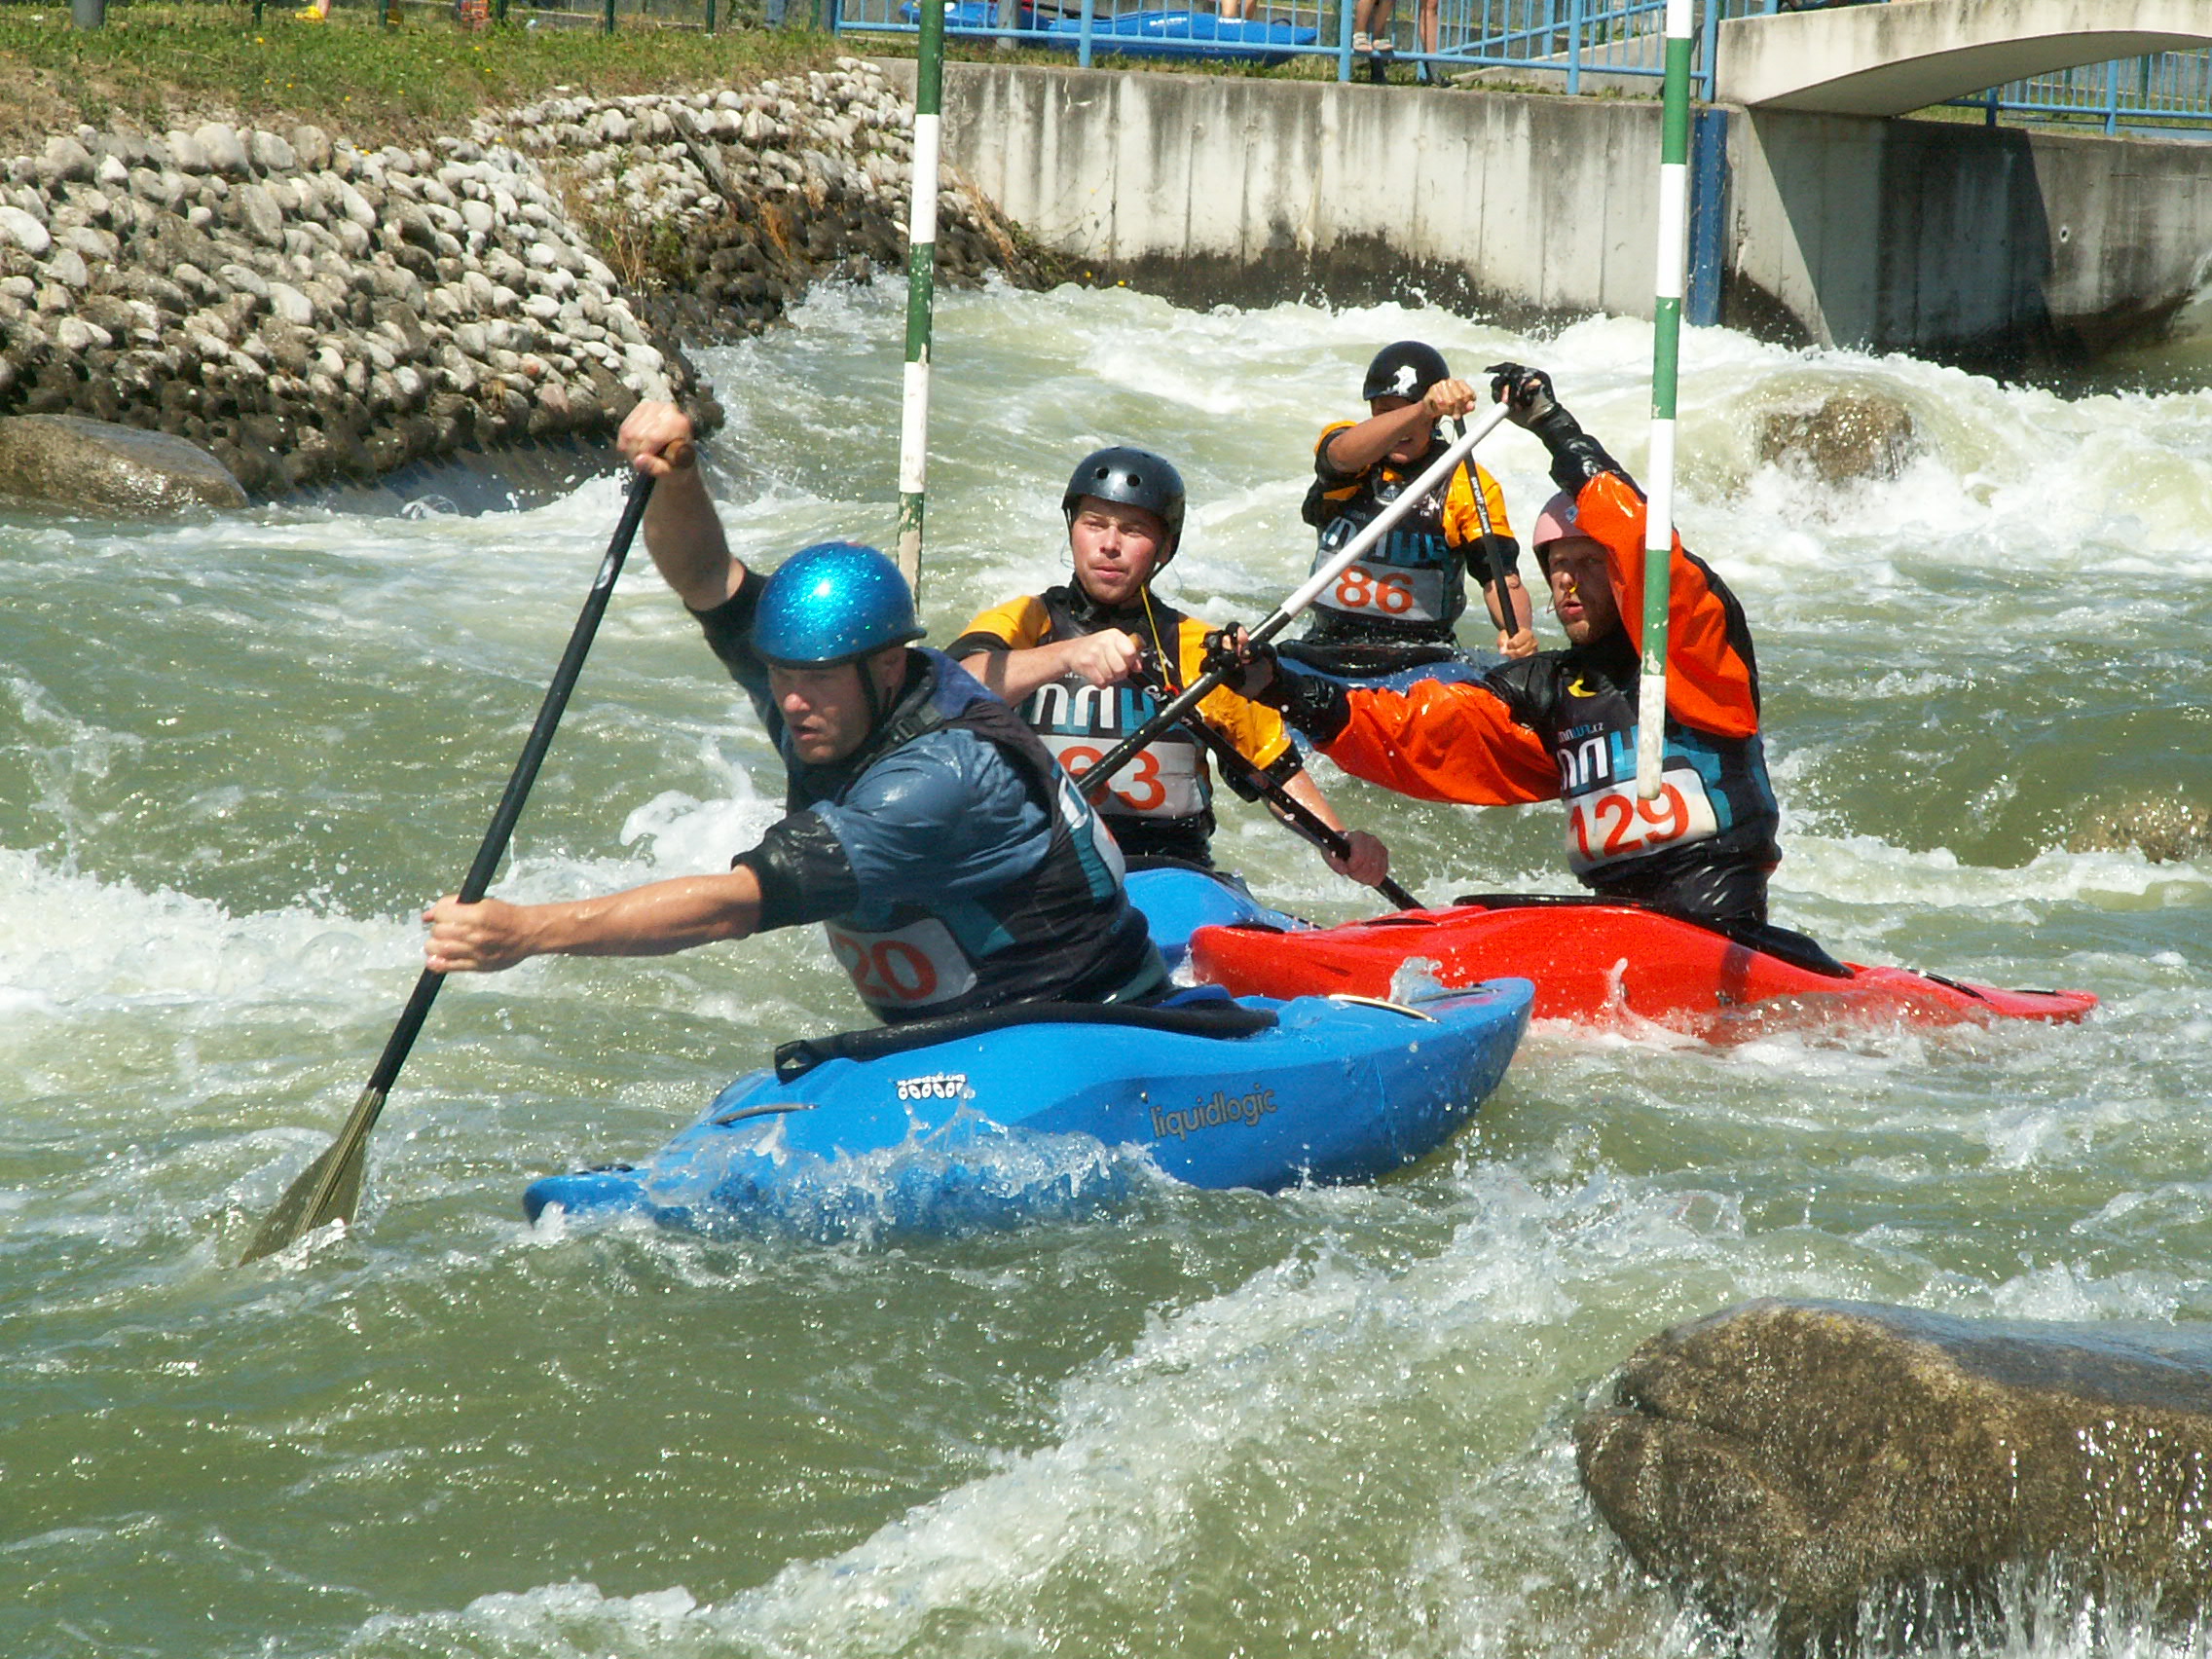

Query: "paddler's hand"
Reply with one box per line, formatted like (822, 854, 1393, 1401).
(1484, 362, 1557, 427)
(1499, 624, 1539, 659)
(615, 400, 699, 478)
(1421, 377, 1481, 423)
(1328, 829, 1391, 891)
(1064, 628, 1148, 688)
(1201, 622, 1277, 699)
(424, 895, 538, 974)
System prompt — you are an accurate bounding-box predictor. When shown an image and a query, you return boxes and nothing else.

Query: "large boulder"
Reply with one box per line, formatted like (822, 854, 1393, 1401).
(0, 414, 248, 513)
(2070, 793, 2212, 864)
(1755, 387, 1918, 485)
(1575, 1300, 2212, 1653)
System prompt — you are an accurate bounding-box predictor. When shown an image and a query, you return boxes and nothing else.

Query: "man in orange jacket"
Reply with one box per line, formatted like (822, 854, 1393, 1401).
(1213, 364, 1784, 926)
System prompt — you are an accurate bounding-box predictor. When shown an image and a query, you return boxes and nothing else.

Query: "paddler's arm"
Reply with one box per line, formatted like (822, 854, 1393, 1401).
(617, 400, 747, 610)
(1488, 363, 1758, 737)
(1272, 766, 1391, 888)
(1321, 376, 1481, 477)
(1203, 625, 1557, 808)
(946, 596, 1146, 702)
(424, 868, 764, 973)
(953, 631, 1146, 702)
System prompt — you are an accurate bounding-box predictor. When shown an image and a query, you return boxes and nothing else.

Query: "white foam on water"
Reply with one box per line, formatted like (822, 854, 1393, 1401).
(0, 846, 414, 1021)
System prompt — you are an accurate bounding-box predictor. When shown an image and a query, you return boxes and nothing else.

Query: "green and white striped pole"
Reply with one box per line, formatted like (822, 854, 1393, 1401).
(896, 0, 946, 596)
(1638, 0, 1694, 801)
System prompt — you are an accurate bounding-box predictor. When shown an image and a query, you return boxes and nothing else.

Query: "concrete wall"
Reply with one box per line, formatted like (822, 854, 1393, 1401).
(883, 59, 2212, 366)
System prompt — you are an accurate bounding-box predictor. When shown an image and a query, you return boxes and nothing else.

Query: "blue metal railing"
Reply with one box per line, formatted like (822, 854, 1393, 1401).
(833, 0, 2212, 136)
(1953, 51, 2212, 136)
(838, 0, 1728, 89)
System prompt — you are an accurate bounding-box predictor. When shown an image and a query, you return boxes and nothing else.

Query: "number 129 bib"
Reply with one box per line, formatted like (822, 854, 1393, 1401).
(1565, 766, 1720, 875)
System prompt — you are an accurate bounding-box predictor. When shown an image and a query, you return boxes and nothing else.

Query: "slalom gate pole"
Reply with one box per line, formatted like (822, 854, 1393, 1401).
(896, 0, 946, 598)
(1639, 0, 1694, 801)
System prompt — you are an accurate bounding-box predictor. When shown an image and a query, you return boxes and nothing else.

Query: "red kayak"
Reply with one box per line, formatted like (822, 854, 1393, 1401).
(1188, 895, 2096, 1038)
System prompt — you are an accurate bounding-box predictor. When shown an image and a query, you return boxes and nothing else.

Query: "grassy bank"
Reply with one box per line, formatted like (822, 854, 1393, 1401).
(0, 2, 842, 153)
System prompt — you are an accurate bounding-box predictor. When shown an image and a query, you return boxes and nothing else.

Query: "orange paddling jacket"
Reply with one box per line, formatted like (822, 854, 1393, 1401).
(1277, 468, 1781, 921)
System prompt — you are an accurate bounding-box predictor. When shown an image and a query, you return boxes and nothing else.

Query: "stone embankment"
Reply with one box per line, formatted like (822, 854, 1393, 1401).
(0, 57, 1026, 505)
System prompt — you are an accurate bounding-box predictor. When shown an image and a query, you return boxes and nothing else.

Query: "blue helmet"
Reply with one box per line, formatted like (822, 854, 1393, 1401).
(751, 541, 925, 669)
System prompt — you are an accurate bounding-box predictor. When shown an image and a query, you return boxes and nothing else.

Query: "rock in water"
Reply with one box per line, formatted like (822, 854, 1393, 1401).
(2070, 793, 2212, 864)
(1755, 388, 1918, 484)
(1575, 1299, 2212, 1653)
(0, 415, 249, 513)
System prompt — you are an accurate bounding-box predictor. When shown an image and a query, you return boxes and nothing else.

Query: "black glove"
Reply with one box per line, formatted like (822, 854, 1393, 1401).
(1203, 625, 1350, 743)
(1485, 360, 1628, 497)
(1201, 622, 1277, 698)
(1485, 361, 1558, 427)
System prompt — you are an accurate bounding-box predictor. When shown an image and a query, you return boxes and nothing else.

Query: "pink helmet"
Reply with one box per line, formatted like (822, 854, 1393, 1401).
(1530, 491, 1581, 572)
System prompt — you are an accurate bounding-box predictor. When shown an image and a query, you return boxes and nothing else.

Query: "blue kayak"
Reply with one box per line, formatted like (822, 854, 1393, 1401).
(1275, 641, 1501, 695)
(1124, 859, 1304, 971)
(523, 976, 1530, 1237)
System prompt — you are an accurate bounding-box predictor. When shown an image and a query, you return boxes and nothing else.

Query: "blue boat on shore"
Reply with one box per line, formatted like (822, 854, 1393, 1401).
(903, 1, 1318, 65)
(523, 866, 1530, 1237)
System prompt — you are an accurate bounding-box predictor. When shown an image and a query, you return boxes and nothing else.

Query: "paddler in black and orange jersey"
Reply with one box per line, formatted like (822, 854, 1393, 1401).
(949, 445, 1391, 890)
(1283, 341, 1539, 684)
(1210, 365, 1786, 928)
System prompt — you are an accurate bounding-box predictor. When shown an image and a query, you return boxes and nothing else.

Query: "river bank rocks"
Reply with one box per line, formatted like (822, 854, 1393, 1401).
(0, 58, 1028, 503)
(1575, 1299, 2212, 1655)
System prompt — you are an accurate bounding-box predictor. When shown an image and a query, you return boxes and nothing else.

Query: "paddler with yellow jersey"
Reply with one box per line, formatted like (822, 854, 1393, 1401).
(951, 447, 1392, 892)
(1284, 341, 1538, 685)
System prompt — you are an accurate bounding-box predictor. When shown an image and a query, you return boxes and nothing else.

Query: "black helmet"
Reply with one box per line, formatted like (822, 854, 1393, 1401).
(1061, 446, 1187, 561)
(1361, 341, 1450, 404)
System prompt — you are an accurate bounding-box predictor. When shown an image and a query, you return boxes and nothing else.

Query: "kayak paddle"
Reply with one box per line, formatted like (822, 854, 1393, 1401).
(1175, 713, 1423, 911)
(1453, 413, 1524, 650)
(240, 469, 658, 1265)
(1075, 401, 1510, 798)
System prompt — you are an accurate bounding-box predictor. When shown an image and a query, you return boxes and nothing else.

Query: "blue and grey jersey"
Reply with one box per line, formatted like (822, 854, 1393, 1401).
(692, 576, 1161, 1024)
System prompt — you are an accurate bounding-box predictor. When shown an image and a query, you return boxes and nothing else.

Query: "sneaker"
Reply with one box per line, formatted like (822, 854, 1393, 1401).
(1351, 30, 1372, 54)
(1372, 36, 1395, 59)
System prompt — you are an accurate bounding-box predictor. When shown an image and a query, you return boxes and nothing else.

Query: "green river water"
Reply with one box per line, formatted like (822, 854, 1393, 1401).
(5, 279, 2210, 1658)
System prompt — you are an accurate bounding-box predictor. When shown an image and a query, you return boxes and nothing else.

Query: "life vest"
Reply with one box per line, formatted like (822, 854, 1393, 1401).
(785, 651, 1161, 1024)
(1301, 428, 1510, 644)
(1487, 639, 1780, 899)
(1008, 589, 1218, 864)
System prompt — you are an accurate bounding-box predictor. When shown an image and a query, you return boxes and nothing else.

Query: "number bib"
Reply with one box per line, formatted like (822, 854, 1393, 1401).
(823, 915, 978, 1014)
(1315, 555, 1452, 625)
(1038, 731, 1204, 819)
(1565, 766, 1722, 875)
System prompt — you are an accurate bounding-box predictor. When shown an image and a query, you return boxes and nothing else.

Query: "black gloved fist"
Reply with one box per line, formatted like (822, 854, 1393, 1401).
(1485, 362, 1558, 427)
(1201, 622, 1277, 699)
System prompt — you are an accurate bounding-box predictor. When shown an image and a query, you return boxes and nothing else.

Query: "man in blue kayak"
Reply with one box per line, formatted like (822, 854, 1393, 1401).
(424, 403, 1165, 1024)
(948, 444, 1391, 889)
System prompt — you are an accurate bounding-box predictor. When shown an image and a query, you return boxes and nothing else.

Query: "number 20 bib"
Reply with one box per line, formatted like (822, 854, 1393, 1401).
(822, 915, 979, 1013)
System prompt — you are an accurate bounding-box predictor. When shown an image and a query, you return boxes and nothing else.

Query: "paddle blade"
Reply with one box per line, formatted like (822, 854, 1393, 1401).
(239, 1085, 386, 1263)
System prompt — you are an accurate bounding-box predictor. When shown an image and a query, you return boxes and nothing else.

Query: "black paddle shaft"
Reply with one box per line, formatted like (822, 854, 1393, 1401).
(375, 469, 659, 1090)
(1148, 695, 1423, 912)
(240, 470, 656, 1263)
(1454, 415, 1521, 644)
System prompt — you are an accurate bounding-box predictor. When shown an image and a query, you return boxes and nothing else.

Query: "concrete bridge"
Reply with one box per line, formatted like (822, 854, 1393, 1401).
(1715, 0, 2212, 117)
